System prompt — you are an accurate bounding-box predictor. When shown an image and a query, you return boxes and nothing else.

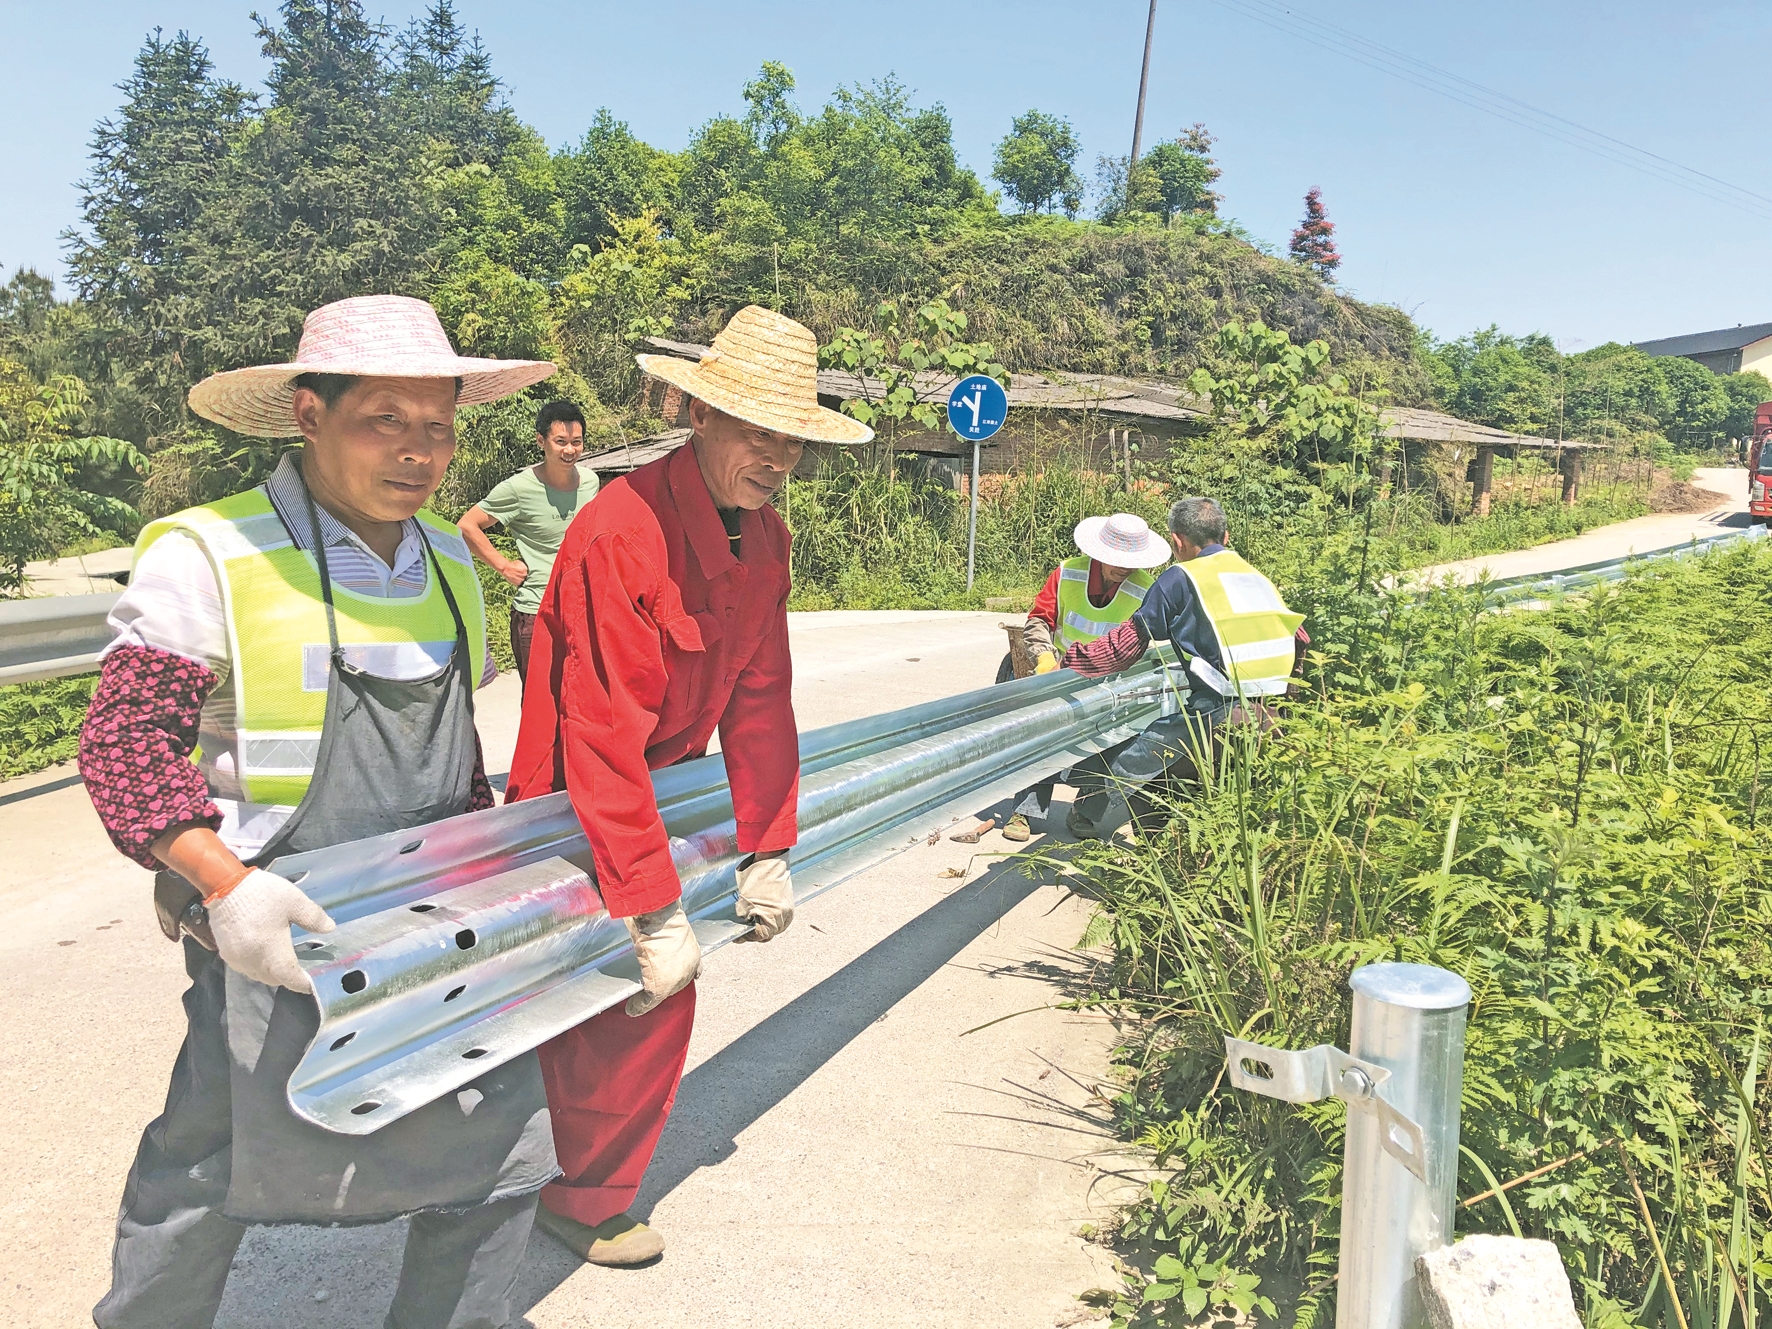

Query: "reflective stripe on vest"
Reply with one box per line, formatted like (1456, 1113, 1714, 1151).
(1054, 557, 1155, 650)
(1175, 551, 1304, 699)
(135, 488, 488, 808)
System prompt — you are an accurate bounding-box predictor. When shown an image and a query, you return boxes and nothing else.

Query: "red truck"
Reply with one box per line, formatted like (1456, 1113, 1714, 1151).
(1752, 403, 1772, 521)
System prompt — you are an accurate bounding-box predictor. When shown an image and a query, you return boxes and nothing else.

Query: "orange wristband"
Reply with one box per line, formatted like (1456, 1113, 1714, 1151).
(201, 863, 255, 907)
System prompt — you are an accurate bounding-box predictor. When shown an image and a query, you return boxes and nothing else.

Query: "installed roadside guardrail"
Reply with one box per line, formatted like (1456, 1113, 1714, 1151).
(1, 522, 1762, 686)
(1458, 520, 1767, 607)
(0, 592, 120, 686)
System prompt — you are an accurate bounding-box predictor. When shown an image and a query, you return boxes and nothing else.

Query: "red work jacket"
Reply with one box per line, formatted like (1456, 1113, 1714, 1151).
(506, 442, 800, 918)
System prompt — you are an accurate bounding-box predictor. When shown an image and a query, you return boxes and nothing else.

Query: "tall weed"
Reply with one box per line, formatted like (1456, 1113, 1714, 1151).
(1072, 541, 1772, 1328)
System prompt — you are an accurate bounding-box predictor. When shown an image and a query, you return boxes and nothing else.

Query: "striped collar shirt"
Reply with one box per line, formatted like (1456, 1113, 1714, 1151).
(263, 451, 432, 598)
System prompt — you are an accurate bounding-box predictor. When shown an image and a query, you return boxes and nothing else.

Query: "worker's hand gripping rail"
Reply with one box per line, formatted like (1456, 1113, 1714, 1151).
(271, 650, 1177, 1135)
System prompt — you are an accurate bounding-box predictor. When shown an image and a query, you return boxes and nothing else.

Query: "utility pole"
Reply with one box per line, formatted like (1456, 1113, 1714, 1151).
(1129, 0, 1158, 169)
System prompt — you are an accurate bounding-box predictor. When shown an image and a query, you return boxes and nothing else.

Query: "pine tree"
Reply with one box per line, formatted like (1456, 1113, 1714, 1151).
(1289, 187, 1340, 278)
(395, 1, 515, 167)
(193, 0, 434, 375)
(64, 29, 249, 440)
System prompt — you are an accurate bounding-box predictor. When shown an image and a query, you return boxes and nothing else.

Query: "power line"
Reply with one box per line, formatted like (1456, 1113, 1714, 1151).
(1205, 0, 1772, 222)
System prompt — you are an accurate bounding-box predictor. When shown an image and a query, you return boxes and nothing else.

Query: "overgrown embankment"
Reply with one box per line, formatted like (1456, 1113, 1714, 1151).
(1071, 539, 1772, 1329)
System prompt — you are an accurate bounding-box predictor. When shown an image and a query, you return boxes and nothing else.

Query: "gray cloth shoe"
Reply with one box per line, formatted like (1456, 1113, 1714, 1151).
(534, 1207, 665, 1266)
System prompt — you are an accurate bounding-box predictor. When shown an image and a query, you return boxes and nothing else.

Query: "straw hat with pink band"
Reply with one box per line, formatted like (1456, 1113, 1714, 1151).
(1073, 512, 1171, 569)
(636, 304, 874, 446)
(187, 294, 558, 435)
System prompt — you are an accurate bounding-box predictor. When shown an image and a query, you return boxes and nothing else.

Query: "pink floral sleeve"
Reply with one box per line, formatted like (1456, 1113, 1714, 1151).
(78, 644, 222, 868)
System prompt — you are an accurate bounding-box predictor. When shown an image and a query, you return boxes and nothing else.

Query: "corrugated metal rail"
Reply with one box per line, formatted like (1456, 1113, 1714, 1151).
(0, 592, 120, 685)
(269, 650, 1185, 1135)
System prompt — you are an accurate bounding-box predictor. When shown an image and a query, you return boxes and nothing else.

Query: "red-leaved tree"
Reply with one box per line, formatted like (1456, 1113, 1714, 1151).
(1289, 187, 1340, 278)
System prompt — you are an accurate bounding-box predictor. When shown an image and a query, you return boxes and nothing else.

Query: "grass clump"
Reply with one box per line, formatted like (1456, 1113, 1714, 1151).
(1069, 539, 1772, 1329)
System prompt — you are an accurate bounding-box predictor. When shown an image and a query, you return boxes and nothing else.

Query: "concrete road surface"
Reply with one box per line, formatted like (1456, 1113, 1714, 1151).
(1406, 466, 1751, 587)
(0, 611, 1134, 1329)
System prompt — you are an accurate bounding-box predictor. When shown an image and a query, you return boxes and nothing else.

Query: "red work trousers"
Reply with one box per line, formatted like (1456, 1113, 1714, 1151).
(536, 983, 697, 1224)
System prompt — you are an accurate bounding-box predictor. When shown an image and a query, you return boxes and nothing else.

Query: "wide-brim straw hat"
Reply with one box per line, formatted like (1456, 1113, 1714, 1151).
(187, 295, 557, 436)
(635, 305, 874, 445)
(1075, 513, 1171, 569)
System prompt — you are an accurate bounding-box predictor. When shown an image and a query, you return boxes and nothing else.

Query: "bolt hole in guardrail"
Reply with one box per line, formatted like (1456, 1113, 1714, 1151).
(341, 970, 367, 994)
(409, 903, 436, 913)
(330, 1033, 355, 1051)
(454, 929, 476, 950)
(461, 1047, 489, 1060)
(297, 940, 326, 952)
(351, 1100, 381, 1116)
(444, 985, 466, 1002)
(1240, 1057, 1275, 1080)
(399, 840, 423, 855)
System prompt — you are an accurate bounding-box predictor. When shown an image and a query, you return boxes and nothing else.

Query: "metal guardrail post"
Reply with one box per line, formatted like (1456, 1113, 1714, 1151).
(1226, 961, 1471, 1329)
(1339, 963, 1471, 1329)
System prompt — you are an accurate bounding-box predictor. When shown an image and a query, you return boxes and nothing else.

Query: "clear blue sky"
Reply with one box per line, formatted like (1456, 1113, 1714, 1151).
(3, 0, 1767, 352)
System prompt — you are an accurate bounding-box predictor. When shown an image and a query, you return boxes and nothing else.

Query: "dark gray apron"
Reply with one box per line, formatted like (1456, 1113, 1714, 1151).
(219, 486, 556, 1224)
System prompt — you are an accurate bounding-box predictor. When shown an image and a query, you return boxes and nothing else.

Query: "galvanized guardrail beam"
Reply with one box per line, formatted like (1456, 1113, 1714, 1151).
(3, 525, 1764, 685)
(270, 650, 1184, 1135)
(0, 592, 120, 685)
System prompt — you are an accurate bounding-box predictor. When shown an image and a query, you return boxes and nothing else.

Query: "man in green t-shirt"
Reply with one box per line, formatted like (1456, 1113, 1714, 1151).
(460, 400, 598, 685)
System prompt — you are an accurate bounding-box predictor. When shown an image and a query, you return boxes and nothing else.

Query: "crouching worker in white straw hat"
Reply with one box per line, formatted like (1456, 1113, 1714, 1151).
(1003, 512, 1169, 842)
(78, 295, 560, 1329)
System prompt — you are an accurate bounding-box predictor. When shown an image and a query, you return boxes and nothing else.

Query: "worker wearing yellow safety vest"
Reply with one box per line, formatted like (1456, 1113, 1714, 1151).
(1058, 495, 1305, 837)
(1007, 512, 1170, 840)
(77, 296, 560, 1329)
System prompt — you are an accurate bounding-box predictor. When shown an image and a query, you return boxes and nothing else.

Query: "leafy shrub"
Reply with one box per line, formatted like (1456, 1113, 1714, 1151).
(1068, 542, 1772, 1327)
(0, 675, 97, 778)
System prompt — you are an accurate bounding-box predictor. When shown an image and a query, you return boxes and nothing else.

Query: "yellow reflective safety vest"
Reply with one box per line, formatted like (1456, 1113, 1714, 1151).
(1174, 550, 1304, 699)
(1053, 556, 1156, 651)
(134, 487, 487, 808)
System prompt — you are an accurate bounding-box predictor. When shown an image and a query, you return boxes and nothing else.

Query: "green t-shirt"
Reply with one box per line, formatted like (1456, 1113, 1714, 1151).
(477, 465, 599, 613)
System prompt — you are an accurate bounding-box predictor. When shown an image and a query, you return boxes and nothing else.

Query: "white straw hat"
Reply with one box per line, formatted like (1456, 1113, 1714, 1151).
(187, 295, 557, 436)
(1074, 513, 1170, 569)
(636, 305, 874, 445)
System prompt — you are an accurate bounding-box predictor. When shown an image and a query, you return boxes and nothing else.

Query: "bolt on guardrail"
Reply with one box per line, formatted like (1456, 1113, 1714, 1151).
(1226, 962, 1471, 1329)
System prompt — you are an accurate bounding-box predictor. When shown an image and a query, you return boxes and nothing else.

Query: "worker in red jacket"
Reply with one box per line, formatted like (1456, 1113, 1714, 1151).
(504, 305, 874, 1266)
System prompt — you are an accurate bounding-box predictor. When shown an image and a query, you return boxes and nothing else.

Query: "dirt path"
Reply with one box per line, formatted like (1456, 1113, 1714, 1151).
(1406, 466, 1751, 587)
(0, 612, 1129, 1329)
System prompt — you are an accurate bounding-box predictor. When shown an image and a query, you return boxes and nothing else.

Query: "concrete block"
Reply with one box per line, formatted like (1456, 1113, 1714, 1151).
(1415, 1234, 1581, 1329)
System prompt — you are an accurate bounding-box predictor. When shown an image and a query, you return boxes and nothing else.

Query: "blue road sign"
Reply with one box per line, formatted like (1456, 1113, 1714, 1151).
(946, 374, 1008, 441)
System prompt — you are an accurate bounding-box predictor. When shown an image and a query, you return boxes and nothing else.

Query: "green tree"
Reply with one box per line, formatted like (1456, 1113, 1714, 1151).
(554, 211, 702, 402)
(0, 362, 144, 594)
(1427, 328, 1558, 435)
(1656, 354, 1731, 450)
(819, 295, 1008, 442)
(992, 110, 1083, 216)
(1564, 344, 1675, 437)
(558, 109, 679, 251)
(1721, 369, 1772, 442)
(193, 0, 433, 377)
(63, 28, 250, 441)
(393, 0, 516, 167)
(1099, 125, 1221, 222)
(1187, 319, 1377, 472)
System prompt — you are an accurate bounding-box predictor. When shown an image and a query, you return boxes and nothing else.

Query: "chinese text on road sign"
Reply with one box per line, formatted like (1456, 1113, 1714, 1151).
(946, 374, 1007, 441)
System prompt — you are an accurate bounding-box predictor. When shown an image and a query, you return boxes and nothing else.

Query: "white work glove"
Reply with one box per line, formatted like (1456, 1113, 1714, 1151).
(735, 855, 795, 942)
(624, 902, 703, 1017)
(207, 869, 336, 994)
